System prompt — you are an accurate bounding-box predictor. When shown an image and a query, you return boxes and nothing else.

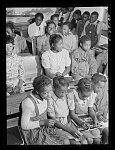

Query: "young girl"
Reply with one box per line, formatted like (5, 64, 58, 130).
(41, 34, 71, 79)
(71, 35, 97, 84)
(6, 35, 25, 96)
(6, 21, 27, 54)
(61, 22, 78, 54)
(21, 75, 70, 145)
(91, 73, 109, 144)
(47, 76, 87, 144)
(72, 78, 101, 144)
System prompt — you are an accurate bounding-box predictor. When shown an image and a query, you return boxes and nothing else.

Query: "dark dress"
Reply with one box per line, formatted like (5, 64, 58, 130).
(21, 94, 67, 145)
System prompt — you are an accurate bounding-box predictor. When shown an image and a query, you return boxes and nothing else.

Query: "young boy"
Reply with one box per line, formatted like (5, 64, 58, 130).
(91, 73, 109, 144)
(71, 35, 97, 84)
(81, 11, 108, 48)
(6, 35, 25, 96)
(6, 21, 27, 54)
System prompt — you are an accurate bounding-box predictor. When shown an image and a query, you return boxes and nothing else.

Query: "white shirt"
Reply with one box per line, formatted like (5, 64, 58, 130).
(28, 22, 46, 38)
(41, 49, 71, 74)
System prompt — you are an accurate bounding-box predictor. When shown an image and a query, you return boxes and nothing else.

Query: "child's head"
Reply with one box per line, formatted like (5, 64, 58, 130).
(77, 78, 93, 100)
(33, 75, 53, 100)
(45, 21, 56, 35)
(35, 13, 44, 26)
(91, 73, 107, 94)
(80, 35, 91, 51)
(61, 7, 68, 14)
(82, 11, 90, 22)
(67, 7, 75, 12)
(73, 9, 81, 20)
(61, 22, 71, 36)
(90, 11, 99, 23)
(50, 14, 59, 26)
(49, 34, 63, 52)
(53, 76, 69, 98)
(6, 35, 15, 55)
(6, 21, 15, 37)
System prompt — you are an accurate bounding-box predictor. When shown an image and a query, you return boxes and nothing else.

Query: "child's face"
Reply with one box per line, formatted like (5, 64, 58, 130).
(80, 90, 92, 100)
(55, 39, 63, 52)
(6, 28, 14, 37)
(90, 14, 98, 23)
(54, 86, 68, 98)
(93, 81, 105, 94)
(73, 13, 80, 20)
(81, 40, 91, 52)
(35, 16, 43, 26)
(82, 14, 89, 22)
(52, 17, 59, 26)
(47, 23, 56, 35)
(6, 43, 14, 55)
(62, 25, 70, 36)
(40, 84, 53, 100)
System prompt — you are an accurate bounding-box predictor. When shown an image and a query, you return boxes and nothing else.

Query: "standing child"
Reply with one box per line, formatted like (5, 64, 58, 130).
(91, 73, 109, 144)
(72, 78, 101, 144)
(61, 22, 78, 54)
(6, 35, 25, 96)
(71, 35, 97, 84)
(47, 76, 88, 144)
(41, 34, 71, 79)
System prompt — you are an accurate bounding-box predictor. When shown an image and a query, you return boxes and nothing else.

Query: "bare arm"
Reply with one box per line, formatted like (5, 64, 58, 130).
(62, 66, 70, 76)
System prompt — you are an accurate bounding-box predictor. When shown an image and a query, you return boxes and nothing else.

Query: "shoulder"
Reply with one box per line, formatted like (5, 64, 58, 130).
(28, 22, 35, 28)
(22, 97, 35, 111)
(42, 50, 51, 57)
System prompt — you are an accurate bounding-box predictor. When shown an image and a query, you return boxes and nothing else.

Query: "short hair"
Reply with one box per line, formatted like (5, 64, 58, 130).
(6, 21, 15, 31)
(77, 78, 93, 92)
(53, 76, 69, 90)
(91, 73, 107, 84)
(83, 11, 90, 16)
(6, 35, 14, 44)
(49, 34, 63, 50)
(73, 9, 81, 15)
(35, 13, 44, 20)
(91, 11, 99, 17)
(61, 21, 71, 29)
(45, 20, 56, 34)
(33, 75, 51, 94)
(80, 35, 91, 45)
(50, 14, 59, 20)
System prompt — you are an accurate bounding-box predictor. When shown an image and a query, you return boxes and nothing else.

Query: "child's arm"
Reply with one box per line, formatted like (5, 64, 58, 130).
(44, 68, 57, 79)
(62, 66, 70, 77)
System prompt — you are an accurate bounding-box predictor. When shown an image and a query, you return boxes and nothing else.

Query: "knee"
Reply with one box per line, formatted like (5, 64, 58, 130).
(87, 138, 93, 144)
(81, 136, 88, 144)
(93, 138, 101, 144)
(63, 138, 70, 145)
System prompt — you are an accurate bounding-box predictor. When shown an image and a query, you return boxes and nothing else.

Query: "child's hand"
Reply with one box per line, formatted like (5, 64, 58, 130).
(94, 118, 100, 127)
(70, 130, 82, 139)
(81, 122, 90, 130)
(44, 119, 55, 127)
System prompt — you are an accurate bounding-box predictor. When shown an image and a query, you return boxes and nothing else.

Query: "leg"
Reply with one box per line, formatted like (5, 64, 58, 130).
(87, 138, 93, 144)
(101, 127, 109, 144)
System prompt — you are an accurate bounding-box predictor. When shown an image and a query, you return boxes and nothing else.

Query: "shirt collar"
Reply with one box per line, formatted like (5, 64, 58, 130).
(90, 20, 98, 25)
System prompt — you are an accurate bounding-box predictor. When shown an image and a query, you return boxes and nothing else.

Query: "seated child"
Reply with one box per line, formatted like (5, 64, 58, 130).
(72, 78, 101, 144)
(71, 35, 97, 84)
(6, 21, 27, 54)
(81, 11, 108, 48)
(91, 73, 108, 144)
(6, 35, 25, 96)
(47, 76, 88, 145)
(61, 22, 78, 54)
(41, 34, 71, 79)
(21, 75, 70, 145)
(76, 11, 90, 41)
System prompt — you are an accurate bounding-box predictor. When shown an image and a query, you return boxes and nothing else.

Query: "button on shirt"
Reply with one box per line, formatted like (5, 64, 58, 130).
(28, 22, 46, 38)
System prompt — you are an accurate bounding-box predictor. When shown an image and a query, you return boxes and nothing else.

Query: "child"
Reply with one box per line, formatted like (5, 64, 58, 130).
(37, 21, 56, 56)
(47, 76, 88, 144)
(21, 75, 70, 145)
(6, 21, 27, 54)
(81, 11, 108, 48)
(41, 34, 71, 79)
(66, 7, 75, 22)
(76, 11, 90, 41)
(70, 9, 82, 35)
(71, 35, 97, 84)
(58, 7, 69, 25)
(61, 22, 78, 54)
(91, 73, 109, 144)
(6, 35, 25, 96)
(50, 14, 61, 33)
(72, 78, 101, 144)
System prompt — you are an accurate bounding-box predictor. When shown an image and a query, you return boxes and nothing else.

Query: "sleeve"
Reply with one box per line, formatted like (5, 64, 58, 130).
(88, 51, 97, 75)
(88, 92, 97, 107)
(28, 24, 33, 38)
(18, 56, 25, 82)
(47, 98, 56, 117)
(41, 52, 50, 69)
(64, 50, 71, 67)
(71, 35, 78, 52)
(67, 91, 75, 110)
(97, 21, 108, 35)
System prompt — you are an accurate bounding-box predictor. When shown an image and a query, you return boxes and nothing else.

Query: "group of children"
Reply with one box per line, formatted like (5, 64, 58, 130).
(6, 8, 108, 145)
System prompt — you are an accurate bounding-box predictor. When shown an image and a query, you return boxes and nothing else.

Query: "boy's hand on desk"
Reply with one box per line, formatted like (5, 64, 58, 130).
(81, 122, 90, 130)
(94, 118, 100, 127)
